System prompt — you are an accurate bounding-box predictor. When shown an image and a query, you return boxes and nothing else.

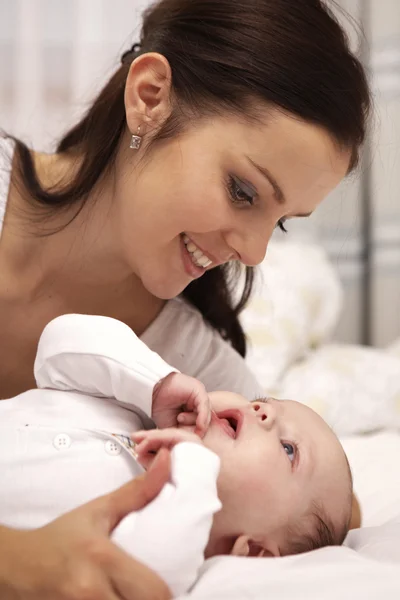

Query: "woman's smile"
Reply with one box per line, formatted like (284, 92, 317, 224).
(180, 234, 214, 279)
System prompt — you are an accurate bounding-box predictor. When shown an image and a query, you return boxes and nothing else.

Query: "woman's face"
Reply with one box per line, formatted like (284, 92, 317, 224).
(114, 110, 350, 300)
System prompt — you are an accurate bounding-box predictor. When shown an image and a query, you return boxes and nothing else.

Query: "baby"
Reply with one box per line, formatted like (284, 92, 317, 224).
(0, 315, 352, 597)
(135, 393, 352, 560)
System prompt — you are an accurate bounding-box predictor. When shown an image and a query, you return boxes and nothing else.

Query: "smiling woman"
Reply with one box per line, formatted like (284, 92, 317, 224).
(0, 0, 370, 598)
(4, 0, 370, 361)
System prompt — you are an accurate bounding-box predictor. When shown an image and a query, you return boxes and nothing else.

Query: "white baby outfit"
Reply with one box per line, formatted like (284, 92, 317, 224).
(0, 314, 222, 597)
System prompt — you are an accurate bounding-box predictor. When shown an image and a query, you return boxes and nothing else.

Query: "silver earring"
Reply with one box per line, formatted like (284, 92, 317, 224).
(130, 125, 142, 150)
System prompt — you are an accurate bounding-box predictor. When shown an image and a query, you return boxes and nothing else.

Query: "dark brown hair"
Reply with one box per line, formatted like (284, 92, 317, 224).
(285, 503, 350, 556)
(11, 0, 370, 356)
(284, 453, 353, 556)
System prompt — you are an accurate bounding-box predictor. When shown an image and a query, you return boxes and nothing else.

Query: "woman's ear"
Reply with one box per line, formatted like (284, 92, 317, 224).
(230, 535, 280, 558)
(124, 52, 173, 134)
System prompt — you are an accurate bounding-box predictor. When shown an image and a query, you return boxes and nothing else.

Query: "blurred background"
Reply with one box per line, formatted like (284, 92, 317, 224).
(1, 0, 399, 348)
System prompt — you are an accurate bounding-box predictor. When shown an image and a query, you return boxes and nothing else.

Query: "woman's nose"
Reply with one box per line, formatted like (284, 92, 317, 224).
(251, 400, 277, 428)
(224, 228, 272, 267)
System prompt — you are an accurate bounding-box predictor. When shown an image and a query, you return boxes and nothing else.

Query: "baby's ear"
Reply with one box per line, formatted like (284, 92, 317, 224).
(230, 535, 280, 558)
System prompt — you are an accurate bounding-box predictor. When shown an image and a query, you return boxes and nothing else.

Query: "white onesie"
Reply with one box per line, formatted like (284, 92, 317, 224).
(0, 314, 222, 597)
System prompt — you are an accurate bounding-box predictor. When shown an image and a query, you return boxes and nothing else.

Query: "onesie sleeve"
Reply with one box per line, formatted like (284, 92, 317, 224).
(112, 442, 221, 597)
(34, 314, 177, 419)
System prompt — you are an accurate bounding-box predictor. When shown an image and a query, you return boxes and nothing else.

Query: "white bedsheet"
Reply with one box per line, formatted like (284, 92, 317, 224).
(180, 432, 400, 599)
(183, 548, 399, 599)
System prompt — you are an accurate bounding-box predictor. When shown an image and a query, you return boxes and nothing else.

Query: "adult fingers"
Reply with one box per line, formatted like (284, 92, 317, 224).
(95, 448, 171, 534)
(107, 546, 171, 600)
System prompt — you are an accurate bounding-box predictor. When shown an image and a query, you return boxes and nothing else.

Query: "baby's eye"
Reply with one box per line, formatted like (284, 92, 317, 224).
(281, 442, 295, 462)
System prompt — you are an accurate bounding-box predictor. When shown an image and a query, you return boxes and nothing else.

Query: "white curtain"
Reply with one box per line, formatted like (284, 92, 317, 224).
(1, 0, 399, 347)
(0, 0, 148, 146)
(311, 0, 400, 348)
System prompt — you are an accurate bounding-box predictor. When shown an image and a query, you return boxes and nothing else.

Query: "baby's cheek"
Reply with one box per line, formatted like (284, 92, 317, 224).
(231, 463, 266, 496)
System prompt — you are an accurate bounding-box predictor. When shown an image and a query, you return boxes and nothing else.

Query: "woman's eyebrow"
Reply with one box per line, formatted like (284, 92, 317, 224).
(246, 157, 313, 219)
(246, 156, 286, 205)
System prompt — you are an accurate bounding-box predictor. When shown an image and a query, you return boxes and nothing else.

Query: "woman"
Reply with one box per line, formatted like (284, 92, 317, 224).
(0, 0, 370, 597)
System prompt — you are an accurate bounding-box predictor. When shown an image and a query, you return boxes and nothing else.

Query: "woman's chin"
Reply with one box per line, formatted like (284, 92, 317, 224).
(142, 273, 192, 301)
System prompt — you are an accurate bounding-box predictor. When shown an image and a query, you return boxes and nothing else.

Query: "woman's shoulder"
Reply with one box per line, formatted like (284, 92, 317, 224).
(141, 297, 263, 398)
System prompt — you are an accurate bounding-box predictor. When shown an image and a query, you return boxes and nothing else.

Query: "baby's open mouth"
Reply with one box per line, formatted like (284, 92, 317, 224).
(214, 410, 243, 439)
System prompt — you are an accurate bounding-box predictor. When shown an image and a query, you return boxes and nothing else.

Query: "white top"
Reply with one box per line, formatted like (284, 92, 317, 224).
(0, 136, 263, 400)
(0, 314, 222, 597)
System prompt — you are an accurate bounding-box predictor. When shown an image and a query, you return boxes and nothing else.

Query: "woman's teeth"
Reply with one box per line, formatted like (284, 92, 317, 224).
(183, 235, 212, 268)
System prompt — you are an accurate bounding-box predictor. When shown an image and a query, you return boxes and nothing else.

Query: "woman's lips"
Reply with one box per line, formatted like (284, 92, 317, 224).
(180, 235, 206, 279)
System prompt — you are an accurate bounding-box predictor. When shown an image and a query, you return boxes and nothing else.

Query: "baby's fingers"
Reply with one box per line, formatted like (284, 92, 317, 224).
(133, 429, 189, 454)
(177, 412, 197, 426)
(194, 400, 212, 438)
(135, 437, 169, 457)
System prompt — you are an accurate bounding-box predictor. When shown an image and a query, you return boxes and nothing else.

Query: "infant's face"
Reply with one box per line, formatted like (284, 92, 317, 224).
(201, 393, 350, 554)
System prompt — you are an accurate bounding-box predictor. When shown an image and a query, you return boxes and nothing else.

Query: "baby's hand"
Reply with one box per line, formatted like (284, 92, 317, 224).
(151, 372, 211, 437)
(132, 428, 203, 470)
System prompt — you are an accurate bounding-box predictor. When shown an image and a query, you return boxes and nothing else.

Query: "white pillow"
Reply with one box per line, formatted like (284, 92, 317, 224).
(388, 338, 400, 361)
(242, 240, 343, 389)
(342, 432, 400, 527)
(276, 344, 400, 435)
(242, 240, 400, 435)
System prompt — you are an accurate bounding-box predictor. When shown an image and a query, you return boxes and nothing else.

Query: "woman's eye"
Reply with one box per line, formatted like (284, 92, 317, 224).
(228, 176, 256, 206)
(276, 219, 288, 233)
(282, 441, 295, 462)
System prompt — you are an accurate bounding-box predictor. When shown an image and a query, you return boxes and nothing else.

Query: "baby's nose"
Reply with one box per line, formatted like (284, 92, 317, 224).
(251, 399, 277, 427)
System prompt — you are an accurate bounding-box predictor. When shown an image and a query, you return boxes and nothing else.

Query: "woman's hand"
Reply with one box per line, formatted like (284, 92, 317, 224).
(0, 450, 172, 600)
(133, 428, 203, 470)
(152, 372, 211, 437)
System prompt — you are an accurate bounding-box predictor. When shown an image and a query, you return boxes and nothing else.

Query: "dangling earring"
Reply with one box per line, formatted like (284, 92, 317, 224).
(130, 125, 142, 150)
